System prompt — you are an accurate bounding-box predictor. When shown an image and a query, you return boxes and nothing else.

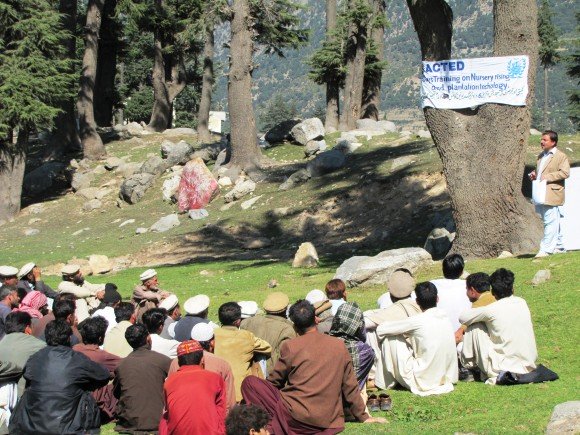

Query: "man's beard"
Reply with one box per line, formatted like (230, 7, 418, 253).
(73, 276, 85, 285)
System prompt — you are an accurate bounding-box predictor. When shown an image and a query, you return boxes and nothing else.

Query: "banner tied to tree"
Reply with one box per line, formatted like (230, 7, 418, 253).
(420, 55, 529, 109)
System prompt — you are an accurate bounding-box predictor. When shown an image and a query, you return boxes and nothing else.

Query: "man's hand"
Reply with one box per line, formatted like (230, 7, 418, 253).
(364, 417, 387, 424)
(96, 290, 105, 300)
(454, 327, 465, 344)
(528, 170, 537, 181)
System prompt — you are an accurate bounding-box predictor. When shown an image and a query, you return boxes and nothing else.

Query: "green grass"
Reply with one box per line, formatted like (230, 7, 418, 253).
(41, 251, 580, 434)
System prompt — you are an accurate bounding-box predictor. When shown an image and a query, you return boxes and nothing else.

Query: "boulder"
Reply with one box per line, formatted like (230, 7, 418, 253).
(177, 158, 220, 211)
(119, 173, 155, 204)
(140, 155, 168, 176)
(546, 401, 580, 434)
(116, 162, 142, 178)
(88, 254, 112, 274)
(355, 119, 381, 131)
(333, 140, 361, 155)
(150, 213, 180, 232)
(279, 169, 311, 191)
(189, 209, 209, 220)
(376, 120, 397, 132)
(94, 187, 112, 200)
(290, 118, 325, 145)
(93, 165, 106, 175)
(265, 119, 301, 144)
(306, 149, 346, 177)
(423, 227, 455, 260)
(213, 149, 229, 172)
(334, 247, 433, 287)
(23, 162, 66, 195)
(292, 242, 319, 268)
(162, 174, 181, 202)
(416, 130, 432, 139)
(82, 199, 103, 212)
(241, 195, 262, 210)
(24, 228, 40, 236)
(161, 140, 194, 166)
(193, 143, 226, 163)
(163, 127, 196, 136)
(532, 269, 551, 286)
(224, 180, 256, 203)
(125, 122, 144, 136)
(218, 176, 233, 188)
(71, 172, 94, 192)
(76, 187, 100, 200)
(304, 140, 327, 157)
(497, 251, 514, 259)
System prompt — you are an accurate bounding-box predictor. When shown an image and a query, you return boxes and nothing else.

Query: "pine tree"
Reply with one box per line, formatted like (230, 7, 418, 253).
(0, 0, 75, 221)
(566, 13, 580, 128)
(538, 0, 559, 129)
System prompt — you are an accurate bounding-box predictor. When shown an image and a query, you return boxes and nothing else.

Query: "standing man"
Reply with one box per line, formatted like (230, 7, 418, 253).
(58, 265, 105, 322)
(132, 269, 171, 322)
(529, 130, 570, 257)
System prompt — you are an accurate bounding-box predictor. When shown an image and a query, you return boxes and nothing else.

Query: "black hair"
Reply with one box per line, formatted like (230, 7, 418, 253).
(125, 323, 149, 349)
(490, 268, 514, 300)
(198, 340, 212, 351)
(466, 272, 491, 294)
(415, 282, 438, 310)
(114, 302, 135, 323)
(177, 350, 204, 366)
(218, 302, 242, 326)
(226, 404, 270, 435)
(45, 319, 72, 347)
(5, 311, 32, 334)
(289, 299, 316, 332)
(55, 293, 76, 302)
(16, 287, 28, 304)
(142, 308, 167, 334)
(53, 299, 76, 320)
(442, 254, 464, 279)
(542, 130, 558, 144)
(78, 316, 109, 346)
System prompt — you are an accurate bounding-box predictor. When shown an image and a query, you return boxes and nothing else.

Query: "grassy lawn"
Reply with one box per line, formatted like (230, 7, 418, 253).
(40, 251, 580, 434)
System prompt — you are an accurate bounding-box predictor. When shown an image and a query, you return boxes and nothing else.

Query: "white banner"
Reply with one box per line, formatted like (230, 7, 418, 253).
(421, 56, 529, 109)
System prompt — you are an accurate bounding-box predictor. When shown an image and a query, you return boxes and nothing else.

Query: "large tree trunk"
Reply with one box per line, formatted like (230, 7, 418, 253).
(406, 0, 542, 258)
(77, 0, 106, 160)
(325, 0, 340, 131)
(50, 0, 81, 157)
(361, 0, 385, 120)
(0, 132, 27, 223)
(94, 0, 118, 127)
(543, 66, 548, 129)
(197, 26, 215, 144)
(227, 0, 262, 171)
(339, 2, 369, 131)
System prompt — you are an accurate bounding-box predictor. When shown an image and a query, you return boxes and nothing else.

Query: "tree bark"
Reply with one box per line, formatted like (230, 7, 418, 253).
(361, 0, 385, 120)
(325, 0, 340, 131)
(227, 0, 262, 171)
(77, 0, 106, 160)
(0, 132, 27, 223)
(50, 0, 81, 157)
(197, 25, 215, 144)
(406, 0, 542, 258)
(94, 0, 118, 127)
(543, 66, 548, 129)
(340, 1, 369, 131)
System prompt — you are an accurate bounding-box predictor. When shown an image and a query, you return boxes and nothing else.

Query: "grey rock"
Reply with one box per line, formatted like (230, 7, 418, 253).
(532, 269, 551, 286)
(224, 179, 256, 203)
(104, 157, 123, 170)
(93, 165, 106, 175)
(76, 187, 99, 200)
(23, 162, 66, 195)
(334, 247, 433, 287)
(71, 172, 94, 192)
(188, 209, 209, 220)
(333, 140, 361, 155)
(304, 139, 327, 157)
(355, 119, 382, 131)
(306, 149, 346, 177)
(161, 140, 194, 166)
(265, 119, 301, 143)
(546, 401, 580, 434)
(125, 122, 144, 136)
(83, 199, 103, 212)
(163, 127, 196, 136)
(162, 174, 181, 202)
(224, 167, 241, 182)
(279, 169, 311, 191)
(135, 227, 148, 234)
(213, 149, 229, 172)
(376, 120, 397, 132)
(497, 251, 514, 259)
(94, 188, 112, 200)
(140, 155, 168, 175)
(150, 213, 180, 232)
(116, 162, 142, 178)
(24, 228, 40, 236)
(218, 176, 233, 188)
(424, 227, 455, 260)
(119, 173, 155, 204)
(416, 130, 432, 139)
(241, 195, 262, 210)
(88, 254, 112, 274)
(271, 207, 291, 218)
(193, 142, 226, 163)
(431, 211, 456, 233)
(78, 159, 91, 170)
(292, 242, 319, 268)
(291, 118, 325, 145)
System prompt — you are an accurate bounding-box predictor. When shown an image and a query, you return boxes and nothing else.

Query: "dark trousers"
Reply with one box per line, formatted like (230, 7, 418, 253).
(241, 376, 343, 435)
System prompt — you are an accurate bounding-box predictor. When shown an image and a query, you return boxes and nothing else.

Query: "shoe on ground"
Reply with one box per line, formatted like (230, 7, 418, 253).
(534, 251, 550, 258)
(554, 248, 567, 254)
(459, 367, 475, 382)
(367, 394, 380, 413)
(379, 393, 392, 411)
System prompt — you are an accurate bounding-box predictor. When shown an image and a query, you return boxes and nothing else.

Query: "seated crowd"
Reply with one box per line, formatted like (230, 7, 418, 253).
(0, 255, 544, 434)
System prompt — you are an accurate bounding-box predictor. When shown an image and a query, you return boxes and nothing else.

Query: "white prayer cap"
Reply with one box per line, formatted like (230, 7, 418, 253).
(61, 264, 80, 275)
(159, 294, 179, 311)
(184, 294, 210, 315)
(305, 289, 326, 305)
(139, 269, 157, 281)
(238, 301, 259, 318)
(0, 266, 19, 277)
(191, 322, 215, 341)
(167, 322, 177, 339)
(19, 262, 36, 279)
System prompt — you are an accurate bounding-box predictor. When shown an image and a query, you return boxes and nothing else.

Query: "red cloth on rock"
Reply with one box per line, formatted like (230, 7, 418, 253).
(177, 158, 219, 211)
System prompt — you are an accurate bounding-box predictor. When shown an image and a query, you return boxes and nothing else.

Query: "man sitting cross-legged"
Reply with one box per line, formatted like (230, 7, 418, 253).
(459, 268, 538, 384)
(454, 272, 496, 345)
(241, 300, 386, 434)
(376, 282, 458, 396)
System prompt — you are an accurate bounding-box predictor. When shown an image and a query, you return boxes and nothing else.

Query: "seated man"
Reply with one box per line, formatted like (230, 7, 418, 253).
(158, 294, 181, 339)
(173, 294, 216, 342)
(33, 297, 83, 345)
(0, 284, 20, 339)
(430, 254, 471, 331)
(132, 269, 171, 322)
(103, 302, 136, 358)
(364, 269, 421, 389)
(241, 300, 385, 434)
(9, 320, 110, 434)
(240, 292, 296, 375)
(142, 308, 180, 358)
(114, 324, 171, 433)
(225, 405, 270, 435)
(58, 264, 105, 322)
(0, 266, 19, 289)
(17, 262, 58, 300)
(326, 279, 347, 315)
(160, 340, 227, 434)
(454, 272, 495, 344)
(214, 302, 272, 402)
(377, 282, 458, 396)
(459, 268, 538, 384)
(91, 284, 122, 333)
